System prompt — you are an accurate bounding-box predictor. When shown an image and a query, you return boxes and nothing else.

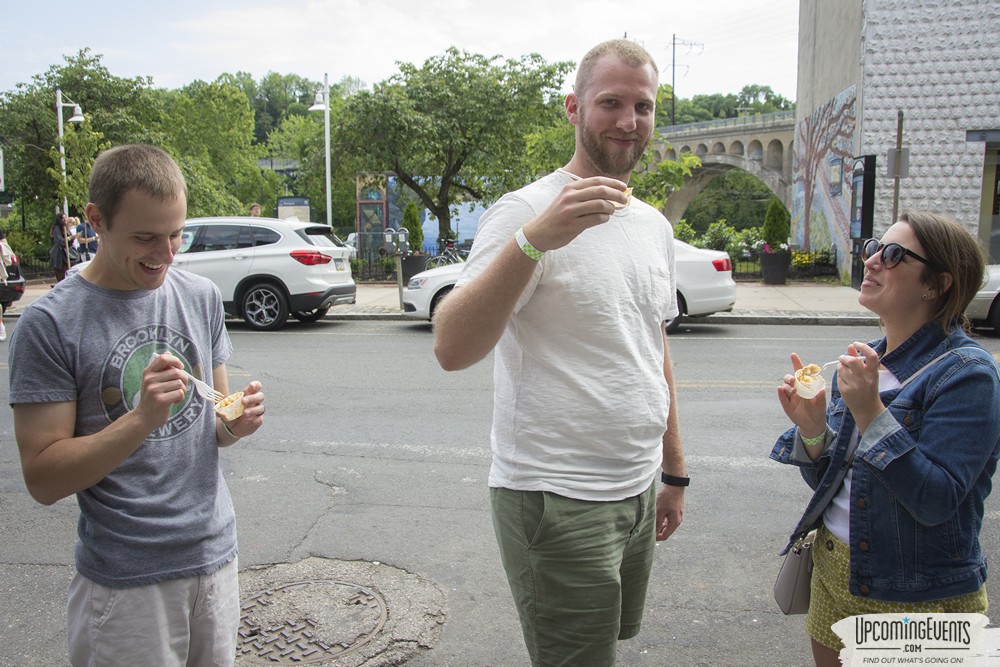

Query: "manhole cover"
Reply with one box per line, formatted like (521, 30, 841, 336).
(237, 579, 388, 664)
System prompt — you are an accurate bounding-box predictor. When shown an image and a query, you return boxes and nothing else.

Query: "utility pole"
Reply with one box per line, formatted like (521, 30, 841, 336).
(670, 35, 702, 126)
(891, 110, 904, 223)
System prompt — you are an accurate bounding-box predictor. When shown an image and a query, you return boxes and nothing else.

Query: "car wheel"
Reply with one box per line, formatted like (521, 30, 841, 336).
(242, 283, 289, 331)
(989, 296, 1000, 335)
(292, 307, 330, 323)
(1, 302, 9, 315)
(429, 286, 453, 321)
(664, 292, 686, 334)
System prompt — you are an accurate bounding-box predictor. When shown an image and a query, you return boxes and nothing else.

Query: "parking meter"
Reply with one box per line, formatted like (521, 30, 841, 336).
(383, 228, 397, 256)
(396, 228, 409, 256)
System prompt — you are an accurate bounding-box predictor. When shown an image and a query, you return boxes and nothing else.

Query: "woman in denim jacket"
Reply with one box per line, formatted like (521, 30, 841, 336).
(772, 211, 1000, 666)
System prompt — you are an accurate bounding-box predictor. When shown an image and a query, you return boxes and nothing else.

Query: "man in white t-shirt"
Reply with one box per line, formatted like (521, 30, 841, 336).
(434, 39, 687, 667)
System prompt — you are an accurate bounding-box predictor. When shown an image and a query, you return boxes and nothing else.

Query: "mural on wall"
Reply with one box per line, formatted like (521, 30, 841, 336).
(792, 85, 857, 275)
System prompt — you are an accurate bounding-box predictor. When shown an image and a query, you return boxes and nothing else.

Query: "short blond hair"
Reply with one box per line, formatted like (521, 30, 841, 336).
(574, 39, 659, 99)
(89, 144, 186, 228)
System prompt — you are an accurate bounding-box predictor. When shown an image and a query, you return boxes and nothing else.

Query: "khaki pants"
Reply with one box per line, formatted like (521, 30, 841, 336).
(67, 557, 239, 667)
(491, 484, 656, 667)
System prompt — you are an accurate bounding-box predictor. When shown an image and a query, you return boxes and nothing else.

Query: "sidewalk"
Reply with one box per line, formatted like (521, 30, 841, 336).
(6, 279, 878, 325)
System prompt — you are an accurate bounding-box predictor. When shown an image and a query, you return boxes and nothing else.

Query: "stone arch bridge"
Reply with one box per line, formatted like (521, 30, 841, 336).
(649, 111, 796, 224)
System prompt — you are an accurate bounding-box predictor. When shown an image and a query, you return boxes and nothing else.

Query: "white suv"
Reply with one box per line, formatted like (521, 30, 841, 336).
(172, 216, 355, 330)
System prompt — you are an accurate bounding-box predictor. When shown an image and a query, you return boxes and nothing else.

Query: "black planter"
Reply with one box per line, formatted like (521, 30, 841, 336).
(760, 251, 791, 285)
(401, 255, 428, 283)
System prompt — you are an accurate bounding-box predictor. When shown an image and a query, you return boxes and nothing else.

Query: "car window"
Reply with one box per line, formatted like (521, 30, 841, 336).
(188, 225, 252, 252)
(299, 225, 343, 248)
(251, 227, 281, 247)
(177, 228, 197, 254)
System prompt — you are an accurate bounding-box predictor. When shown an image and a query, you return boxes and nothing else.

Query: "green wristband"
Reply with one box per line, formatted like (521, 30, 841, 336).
(515, 227, 544, 261)
(800, 431, 826, 447)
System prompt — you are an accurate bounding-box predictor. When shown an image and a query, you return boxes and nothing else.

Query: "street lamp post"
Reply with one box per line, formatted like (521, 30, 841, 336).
(55, 87, 85, 218)
(308, 73, 333, 227)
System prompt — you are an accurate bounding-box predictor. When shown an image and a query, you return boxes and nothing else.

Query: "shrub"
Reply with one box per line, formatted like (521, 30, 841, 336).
(700, 219, 737, 251)
(729, 227, 764, 260)
(401, 201, 424, 252)
(762, 198, 790, 249)
(672, 219, 697, 244)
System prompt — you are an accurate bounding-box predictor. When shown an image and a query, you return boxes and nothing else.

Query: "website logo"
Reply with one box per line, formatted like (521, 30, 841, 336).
(832, 613, 992, 665)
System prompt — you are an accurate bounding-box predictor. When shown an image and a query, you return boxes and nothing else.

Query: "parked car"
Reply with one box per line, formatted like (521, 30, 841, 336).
(967, 264, 1000, 333)
(402, 239, 736, 333)
(68, 217, 356, 331)
(0, 246, 26, 314)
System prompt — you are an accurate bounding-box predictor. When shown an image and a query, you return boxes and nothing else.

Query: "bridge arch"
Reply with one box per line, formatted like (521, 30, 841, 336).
(650, 111, 796, 224)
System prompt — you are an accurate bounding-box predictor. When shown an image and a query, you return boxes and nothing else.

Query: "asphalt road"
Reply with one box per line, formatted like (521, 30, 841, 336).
(2, 320, 999, 666)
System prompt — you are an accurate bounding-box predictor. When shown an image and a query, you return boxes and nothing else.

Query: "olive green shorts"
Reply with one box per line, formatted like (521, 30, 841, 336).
(807, 524, 989, 651)
(490, 483, 656, 667)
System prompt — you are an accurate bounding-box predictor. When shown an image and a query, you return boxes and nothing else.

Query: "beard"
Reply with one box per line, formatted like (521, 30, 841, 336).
(577, 109, 650, 179)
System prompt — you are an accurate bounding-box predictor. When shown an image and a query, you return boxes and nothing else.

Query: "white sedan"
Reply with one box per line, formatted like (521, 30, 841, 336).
(402, 239, 736, 333)
(967, 264, 1000, 333)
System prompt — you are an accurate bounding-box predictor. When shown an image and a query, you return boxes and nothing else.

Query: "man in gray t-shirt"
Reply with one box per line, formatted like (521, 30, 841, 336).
(8, 145, 266, 666)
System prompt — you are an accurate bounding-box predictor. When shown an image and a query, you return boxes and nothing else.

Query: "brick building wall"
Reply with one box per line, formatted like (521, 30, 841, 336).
(859, 0, 1000, 235)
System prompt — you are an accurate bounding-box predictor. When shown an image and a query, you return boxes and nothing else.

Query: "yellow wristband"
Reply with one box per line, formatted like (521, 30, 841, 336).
(800, 431, 826, 447)
(514, 227, 544, 261)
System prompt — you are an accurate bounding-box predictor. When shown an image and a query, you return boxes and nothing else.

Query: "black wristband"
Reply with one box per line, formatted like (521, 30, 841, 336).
(661, 472, 690, 487)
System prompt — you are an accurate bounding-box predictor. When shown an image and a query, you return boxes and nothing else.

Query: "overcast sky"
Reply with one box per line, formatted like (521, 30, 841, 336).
(1, 0, 799, 100)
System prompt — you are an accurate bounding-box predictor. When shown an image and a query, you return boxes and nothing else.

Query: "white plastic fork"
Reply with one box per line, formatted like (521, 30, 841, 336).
(149, 351, 225, 403)
(186, 372, 225, 403)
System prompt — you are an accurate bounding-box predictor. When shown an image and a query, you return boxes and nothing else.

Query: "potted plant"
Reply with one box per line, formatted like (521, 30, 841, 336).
(759, 199, 791, 285)
(400, 201, 428, 283)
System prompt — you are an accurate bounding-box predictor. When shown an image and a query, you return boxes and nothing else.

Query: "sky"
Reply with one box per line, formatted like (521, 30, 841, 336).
(0, 0, 799, 100)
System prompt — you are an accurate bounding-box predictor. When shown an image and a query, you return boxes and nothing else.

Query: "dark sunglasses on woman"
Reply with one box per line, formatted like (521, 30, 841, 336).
(861, 238, 932, 269)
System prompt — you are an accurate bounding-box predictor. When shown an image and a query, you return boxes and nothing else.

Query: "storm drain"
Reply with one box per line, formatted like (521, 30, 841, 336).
(237, 580, 388, 664)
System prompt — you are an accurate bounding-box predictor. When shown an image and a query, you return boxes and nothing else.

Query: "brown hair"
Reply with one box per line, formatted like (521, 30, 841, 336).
(900, 210, 985, 332)
(89, 144, 186, 228)
(574, 39, 659, 99)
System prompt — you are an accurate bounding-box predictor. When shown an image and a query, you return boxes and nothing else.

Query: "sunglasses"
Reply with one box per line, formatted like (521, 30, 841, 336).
(861, 238, 932, 269)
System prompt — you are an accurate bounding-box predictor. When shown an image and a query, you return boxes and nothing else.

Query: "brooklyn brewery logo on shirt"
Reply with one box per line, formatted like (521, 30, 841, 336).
(100, 325, 205, 441)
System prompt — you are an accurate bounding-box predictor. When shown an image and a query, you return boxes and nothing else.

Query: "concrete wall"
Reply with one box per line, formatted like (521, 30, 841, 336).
(860, 0, 1000, 237)
(796, 0, 863, 140)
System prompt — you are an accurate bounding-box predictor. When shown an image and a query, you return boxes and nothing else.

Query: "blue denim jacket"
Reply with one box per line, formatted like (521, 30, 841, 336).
(771, 323, 1000, 602)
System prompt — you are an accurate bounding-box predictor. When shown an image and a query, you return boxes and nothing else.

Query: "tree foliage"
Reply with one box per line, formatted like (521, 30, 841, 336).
(401, 201, 424, 250)
(632, 151, 701, 210)
(335, 48, 573, 241)
(682, 170, 777, 234)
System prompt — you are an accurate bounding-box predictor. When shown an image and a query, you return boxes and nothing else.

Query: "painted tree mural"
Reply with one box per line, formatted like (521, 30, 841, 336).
(793, 87, 857, 251)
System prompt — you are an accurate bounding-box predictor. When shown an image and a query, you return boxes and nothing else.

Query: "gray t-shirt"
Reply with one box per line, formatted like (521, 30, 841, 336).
(8, 270, 236, 588)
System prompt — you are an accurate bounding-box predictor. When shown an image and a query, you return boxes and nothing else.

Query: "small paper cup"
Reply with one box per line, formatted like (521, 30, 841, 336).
(214, 391, 245, 420)
(794, 374, 825, 399)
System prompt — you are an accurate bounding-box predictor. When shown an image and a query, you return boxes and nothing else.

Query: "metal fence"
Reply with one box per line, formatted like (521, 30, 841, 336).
(731, 248, 839, 281)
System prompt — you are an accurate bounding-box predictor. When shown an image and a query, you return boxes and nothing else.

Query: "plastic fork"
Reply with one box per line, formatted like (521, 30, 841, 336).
(186, 372, 225, 403)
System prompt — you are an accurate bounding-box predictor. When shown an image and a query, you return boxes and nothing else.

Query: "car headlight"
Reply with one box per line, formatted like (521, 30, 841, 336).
(407, 277, 428, 289)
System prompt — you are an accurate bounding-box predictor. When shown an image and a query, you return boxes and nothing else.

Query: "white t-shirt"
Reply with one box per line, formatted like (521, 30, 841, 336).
(458, 171, 679, 501)
(824, 369, 901, 542)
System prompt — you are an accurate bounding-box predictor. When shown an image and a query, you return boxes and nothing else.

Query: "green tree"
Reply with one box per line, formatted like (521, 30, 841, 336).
(335, 48, 573, 241)
(737, 85, 794, 115)
(265, 108, 355, 227)
(682, 170, 775, 234)
(47, 119, 111, 216)
(401, 201, 424, 251)
(167, 81, 272, 208)
(631, 150, 700, 210)
(0, 49, 162, 236)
